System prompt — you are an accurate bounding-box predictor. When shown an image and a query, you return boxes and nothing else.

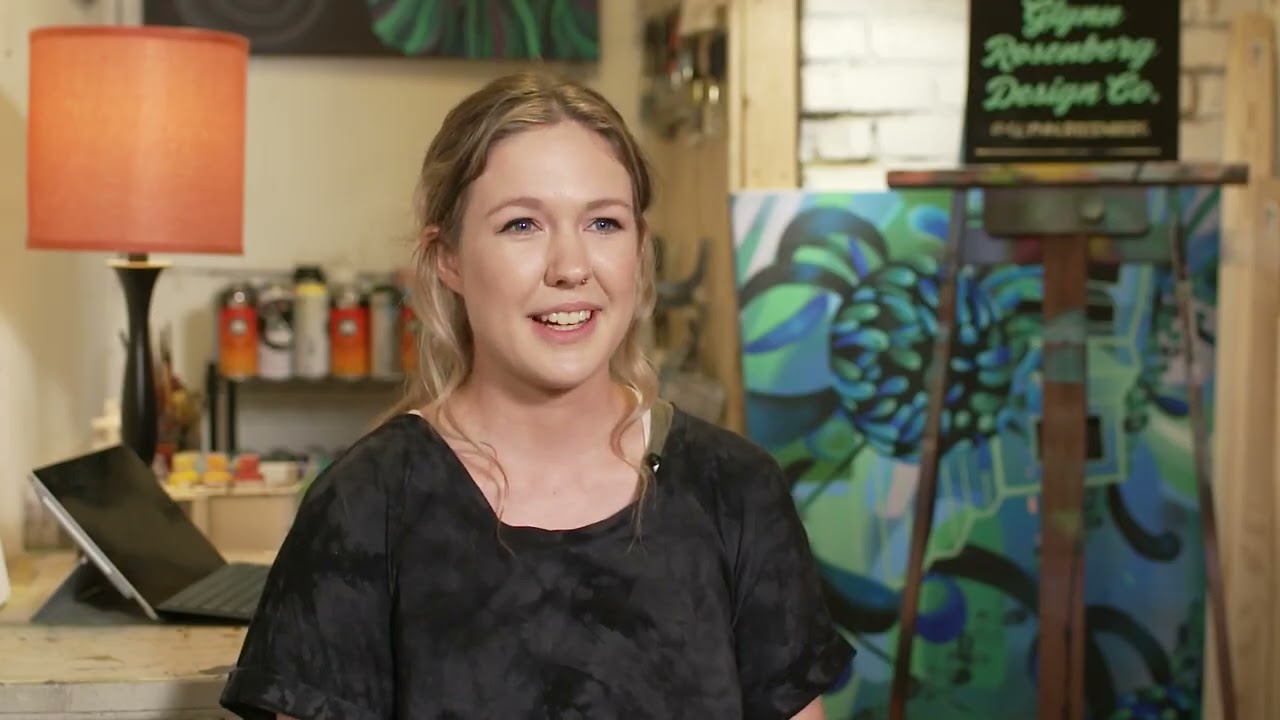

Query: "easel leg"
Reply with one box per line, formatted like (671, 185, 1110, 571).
(1037, 236, 1089, 720)
(1166, 188, 1237, 720)
(889, 188, 969, 720)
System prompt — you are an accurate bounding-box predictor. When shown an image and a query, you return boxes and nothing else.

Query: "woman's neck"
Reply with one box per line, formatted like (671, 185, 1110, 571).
(440, 370, 633, 464)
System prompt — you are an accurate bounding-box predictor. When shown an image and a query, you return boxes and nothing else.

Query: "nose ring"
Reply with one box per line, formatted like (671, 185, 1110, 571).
(579, 277, 589, 286)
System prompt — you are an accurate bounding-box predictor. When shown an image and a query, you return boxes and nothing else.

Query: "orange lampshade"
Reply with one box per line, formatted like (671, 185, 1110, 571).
(26, 26, 249, 255)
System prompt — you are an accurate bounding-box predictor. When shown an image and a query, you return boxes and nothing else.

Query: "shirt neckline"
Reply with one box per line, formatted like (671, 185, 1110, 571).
(402, 406, 670, 544)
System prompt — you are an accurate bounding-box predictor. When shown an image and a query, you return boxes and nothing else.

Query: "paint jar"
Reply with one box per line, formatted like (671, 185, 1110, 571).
(218, 283, 258, 379)
(257, 279, 294, 380)
(329, 269, 370, 379)
(369, 281, 401, 379)
(396, 268, 419, 375)
(402, 304, 421, 375)
(293, 266, 330, 379)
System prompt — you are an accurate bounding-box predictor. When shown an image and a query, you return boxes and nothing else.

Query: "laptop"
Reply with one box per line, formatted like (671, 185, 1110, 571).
(28, 444, 271, 624)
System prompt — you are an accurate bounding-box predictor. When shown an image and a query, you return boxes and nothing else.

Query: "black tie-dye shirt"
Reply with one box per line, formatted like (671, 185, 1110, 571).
(220, 402, 853, 720)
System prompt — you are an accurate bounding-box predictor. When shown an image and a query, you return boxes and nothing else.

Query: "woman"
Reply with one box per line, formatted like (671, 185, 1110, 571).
(220, 71, 853, 720)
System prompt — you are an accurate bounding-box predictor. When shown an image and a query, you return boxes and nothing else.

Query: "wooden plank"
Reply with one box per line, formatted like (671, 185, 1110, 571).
(725, 0, 743, 196)
(694, 137, 744, 433)
(727, 0, 799, 191)
(888, 190, 968, 720)
(1220, 13, 1276, 249)
(0, 553, 76, 624)
(1036, 237, 1089, 720)
(1205, 13, 1277, 720)
(718, 0, 799, 433)
(0, 627, 240, 717)
(887, 162, 1248, 189)
(1167, 187, 1237, 720)
(0, 551, 275, 717)
(0, 625, 246, 684)
(1253, 180, 1280, 712)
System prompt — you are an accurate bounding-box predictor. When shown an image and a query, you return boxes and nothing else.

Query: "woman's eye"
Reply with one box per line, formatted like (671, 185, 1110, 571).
(501, 218, 536, 234)
(590, 218, 622, 232)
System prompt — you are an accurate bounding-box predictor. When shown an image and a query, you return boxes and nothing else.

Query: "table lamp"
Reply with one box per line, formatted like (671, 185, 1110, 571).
(26, 26, 249, 465)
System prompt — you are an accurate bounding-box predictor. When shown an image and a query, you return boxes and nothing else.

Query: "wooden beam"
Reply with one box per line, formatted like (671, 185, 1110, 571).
(1036, 239, 1090, 720)
(713, 0, 800, 433)
(727, 0, 799, 190)
(1205, 12, 1277, 720)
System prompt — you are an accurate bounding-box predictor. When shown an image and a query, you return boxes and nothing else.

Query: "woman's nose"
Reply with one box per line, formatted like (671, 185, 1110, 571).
(545, 231, 592, 288)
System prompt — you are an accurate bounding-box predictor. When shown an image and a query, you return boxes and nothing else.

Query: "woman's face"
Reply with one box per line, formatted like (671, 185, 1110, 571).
(436, 121, 641, 396)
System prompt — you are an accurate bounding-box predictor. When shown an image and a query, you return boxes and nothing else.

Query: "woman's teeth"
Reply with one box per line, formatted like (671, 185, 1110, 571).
(537, 310, 592, 329)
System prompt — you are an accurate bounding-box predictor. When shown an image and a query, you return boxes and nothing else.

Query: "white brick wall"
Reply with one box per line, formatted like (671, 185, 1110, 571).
(799, 0, 1248, 190)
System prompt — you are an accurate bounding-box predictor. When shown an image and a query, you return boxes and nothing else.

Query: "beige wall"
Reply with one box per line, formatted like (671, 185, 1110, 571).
(0, 0, 643, 552)
(0, 0, 115, 559)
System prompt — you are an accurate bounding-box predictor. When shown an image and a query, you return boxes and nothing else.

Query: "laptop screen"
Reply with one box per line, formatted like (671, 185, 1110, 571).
(32, 445, 226, 607)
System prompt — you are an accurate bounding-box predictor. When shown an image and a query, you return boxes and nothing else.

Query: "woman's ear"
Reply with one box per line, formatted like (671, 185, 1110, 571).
(424, 226, 462, 293)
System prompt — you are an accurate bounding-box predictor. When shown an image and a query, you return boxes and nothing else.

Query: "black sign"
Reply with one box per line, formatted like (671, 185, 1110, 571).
(962, 0, 1180, 164)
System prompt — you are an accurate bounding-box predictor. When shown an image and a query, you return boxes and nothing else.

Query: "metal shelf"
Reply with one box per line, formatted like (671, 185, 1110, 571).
(204, 363, 404, 453)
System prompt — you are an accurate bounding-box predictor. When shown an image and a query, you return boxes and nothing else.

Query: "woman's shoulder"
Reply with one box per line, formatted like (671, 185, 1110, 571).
(299, 411, 440, 504)
(668, 407, 780, 473)
(664, 405, 789, 508)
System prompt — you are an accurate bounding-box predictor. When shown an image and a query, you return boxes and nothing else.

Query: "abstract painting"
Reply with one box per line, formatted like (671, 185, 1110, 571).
(730, 188, 1219, 719)
(143, 0, 600, 61)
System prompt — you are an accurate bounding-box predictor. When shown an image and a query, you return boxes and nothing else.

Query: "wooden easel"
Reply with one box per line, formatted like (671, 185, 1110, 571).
(884, 162, 1247, 720)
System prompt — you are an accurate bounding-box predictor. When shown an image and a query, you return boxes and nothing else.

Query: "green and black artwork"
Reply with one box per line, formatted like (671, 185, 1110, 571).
(143, 0, 600, 61)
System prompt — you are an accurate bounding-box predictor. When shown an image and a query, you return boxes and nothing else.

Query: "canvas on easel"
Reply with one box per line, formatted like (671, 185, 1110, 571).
(729, 184, 1224, 719)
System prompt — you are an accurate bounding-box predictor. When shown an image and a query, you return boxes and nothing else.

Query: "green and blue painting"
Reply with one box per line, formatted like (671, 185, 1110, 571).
(730, 187, 1220, 719)
(143, 0, 599, 60)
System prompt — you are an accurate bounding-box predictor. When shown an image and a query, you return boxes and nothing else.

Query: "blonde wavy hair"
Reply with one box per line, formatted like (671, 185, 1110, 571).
(390, 71, 659, 519)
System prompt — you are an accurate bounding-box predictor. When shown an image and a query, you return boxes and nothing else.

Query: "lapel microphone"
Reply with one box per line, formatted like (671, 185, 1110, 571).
(645, 453, 662, 474)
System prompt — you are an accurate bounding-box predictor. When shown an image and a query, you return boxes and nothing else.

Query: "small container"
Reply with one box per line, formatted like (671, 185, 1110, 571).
(201, 452, 232, 486)
(201, 470, 232, 487)
(205, 452, 229, 473)
(218, 283, 258, 379)
(401, 303, 419, 375)
(330, 269, 370, 379)
(293, 265, 330, 379)
(234, 454, 263, 482)
(397, 268, 419, 375)
(172, 451, 201, 475)
(260, 460, 300, 487)
(369, 281, 400, 379)
(257, 280, 294, 380)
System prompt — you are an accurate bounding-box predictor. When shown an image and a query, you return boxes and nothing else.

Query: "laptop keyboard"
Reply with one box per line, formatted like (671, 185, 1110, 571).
(161, 562, 270, 620)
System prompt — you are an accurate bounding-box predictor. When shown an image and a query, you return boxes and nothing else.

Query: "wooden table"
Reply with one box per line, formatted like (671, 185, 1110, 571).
(0, 551, 272, 719)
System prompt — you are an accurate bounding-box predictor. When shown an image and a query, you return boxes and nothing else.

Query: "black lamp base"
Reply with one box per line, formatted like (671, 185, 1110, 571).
(109, 255, 168, 466)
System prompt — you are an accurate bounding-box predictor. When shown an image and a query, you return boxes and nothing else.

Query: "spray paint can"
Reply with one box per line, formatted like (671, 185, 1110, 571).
(218, 282, 258, 379)
(369, 282, 400, 379)
(292, 266, 330, 379)
(257, 280, 294, 380)
(330, 272, 370, 380)
(401, 302, 420, 376)
(396, 268, 420, 376)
